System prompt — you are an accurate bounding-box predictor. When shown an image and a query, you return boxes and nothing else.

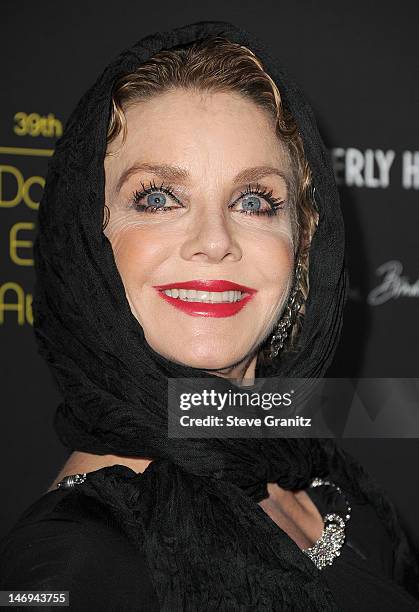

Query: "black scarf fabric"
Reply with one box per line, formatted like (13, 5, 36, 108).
(32, 20, 419, 610)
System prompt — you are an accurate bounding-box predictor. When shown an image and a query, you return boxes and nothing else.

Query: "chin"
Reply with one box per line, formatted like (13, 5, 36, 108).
(177, 353, 235, 370)
(157, 345, 242, 371)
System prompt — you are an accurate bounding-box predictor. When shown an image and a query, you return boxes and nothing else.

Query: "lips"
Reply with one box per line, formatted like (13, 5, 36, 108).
(152, 279, 257, 318)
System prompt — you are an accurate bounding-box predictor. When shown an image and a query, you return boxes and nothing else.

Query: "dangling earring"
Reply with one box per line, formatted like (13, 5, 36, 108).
(269, 258, 304, 359)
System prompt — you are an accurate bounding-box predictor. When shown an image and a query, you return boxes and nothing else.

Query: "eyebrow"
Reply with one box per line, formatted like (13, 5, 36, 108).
(115, 162, 290, 194)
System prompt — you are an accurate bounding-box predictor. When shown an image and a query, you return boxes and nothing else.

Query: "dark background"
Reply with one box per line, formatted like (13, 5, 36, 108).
(1, 0, 418, 554)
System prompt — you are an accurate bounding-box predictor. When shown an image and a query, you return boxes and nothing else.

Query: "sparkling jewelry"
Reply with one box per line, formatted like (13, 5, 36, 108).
(269, 257, 304, 359)
(302, 477, 352, 570)
(56, 472, 87, 489)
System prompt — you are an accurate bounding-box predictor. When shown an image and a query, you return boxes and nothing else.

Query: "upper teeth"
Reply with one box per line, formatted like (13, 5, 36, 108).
(162, 289, 245, 303)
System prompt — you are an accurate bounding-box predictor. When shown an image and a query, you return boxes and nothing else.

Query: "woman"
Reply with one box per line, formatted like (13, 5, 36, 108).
(1, 20, 419, 611)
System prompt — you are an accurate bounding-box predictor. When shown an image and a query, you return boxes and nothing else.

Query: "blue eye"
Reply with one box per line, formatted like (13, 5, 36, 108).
(131, 180, 181, 213)
(241, 195, 261, 212)
(233, 184, 285, 217)
(147, 192, 166, 208)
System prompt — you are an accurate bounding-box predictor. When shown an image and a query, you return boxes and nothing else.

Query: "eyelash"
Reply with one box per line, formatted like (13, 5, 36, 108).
(130, 180, 286, 217)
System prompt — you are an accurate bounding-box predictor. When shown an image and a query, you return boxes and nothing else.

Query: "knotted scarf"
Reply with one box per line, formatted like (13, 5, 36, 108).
(32, 19, 419, 610)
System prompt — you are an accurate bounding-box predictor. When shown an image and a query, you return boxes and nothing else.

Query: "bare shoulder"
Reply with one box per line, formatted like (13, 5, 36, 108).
(46, 452, 154, 493)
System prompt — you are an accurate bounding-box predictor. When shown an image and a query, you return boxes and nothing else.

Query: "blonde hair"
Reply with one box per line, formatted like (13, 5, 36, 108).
(105, 36, 319, 361)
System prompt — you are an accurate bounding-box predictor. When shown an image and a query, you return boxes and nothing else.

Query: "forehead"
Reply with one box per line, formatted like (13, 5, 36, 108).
(105, 88, 290, 175)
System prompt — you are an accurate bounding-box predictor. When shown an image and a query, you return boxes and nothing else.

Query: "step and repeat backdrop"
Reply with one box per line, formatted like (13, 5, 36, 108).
(1, 1, 418, 548)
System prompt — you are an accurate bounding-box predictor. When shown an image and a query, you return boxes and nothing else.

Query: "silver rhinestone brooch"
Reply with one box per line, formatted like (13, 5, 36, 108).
(56, 472, 87, 489)
(302, 477, 352, 571)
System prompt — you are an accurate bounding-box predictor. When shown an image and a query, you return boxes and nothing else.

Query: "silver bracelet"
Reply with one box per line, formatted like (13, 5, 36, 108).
(302, 477, 352, 570)
(56, 472, 87, 488)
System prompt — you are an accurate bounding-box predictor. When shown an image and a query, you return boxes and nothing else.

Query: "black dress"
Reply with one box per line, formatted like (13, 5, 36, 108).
(1, 466, 419, 612)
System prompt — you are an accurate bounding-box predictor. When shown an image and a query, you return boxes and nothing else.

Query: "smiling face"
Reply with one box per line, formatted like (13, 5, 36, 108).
(104, 88, 295, 378)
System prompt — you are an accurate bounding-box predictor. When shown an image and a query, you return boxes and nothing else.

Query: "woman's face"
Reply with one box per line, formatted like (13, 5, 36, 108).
(104, 88, 294, 376)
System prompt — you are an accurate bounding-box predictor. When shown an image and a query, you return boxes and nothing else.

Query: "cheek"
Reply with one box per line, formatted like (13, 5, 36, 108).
(253, 230, 295, 328)
(108, 227, 160, 289)
(252, 224, 295, 285)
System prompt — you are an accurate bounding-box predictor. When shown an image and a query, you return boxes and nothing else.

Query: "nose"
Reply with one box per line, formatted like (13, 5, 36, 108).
(179, 205, 242, 264)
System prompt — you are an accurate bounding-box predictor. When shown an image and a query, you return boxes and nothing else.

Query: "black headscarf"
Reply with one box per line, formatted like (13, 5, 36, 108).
(32, 20, 419, 610)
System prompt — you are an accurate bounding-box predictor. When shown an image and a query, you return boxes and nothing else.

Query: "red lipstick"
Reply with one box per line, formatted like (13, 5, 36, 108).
(152, 280, 257, 318)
